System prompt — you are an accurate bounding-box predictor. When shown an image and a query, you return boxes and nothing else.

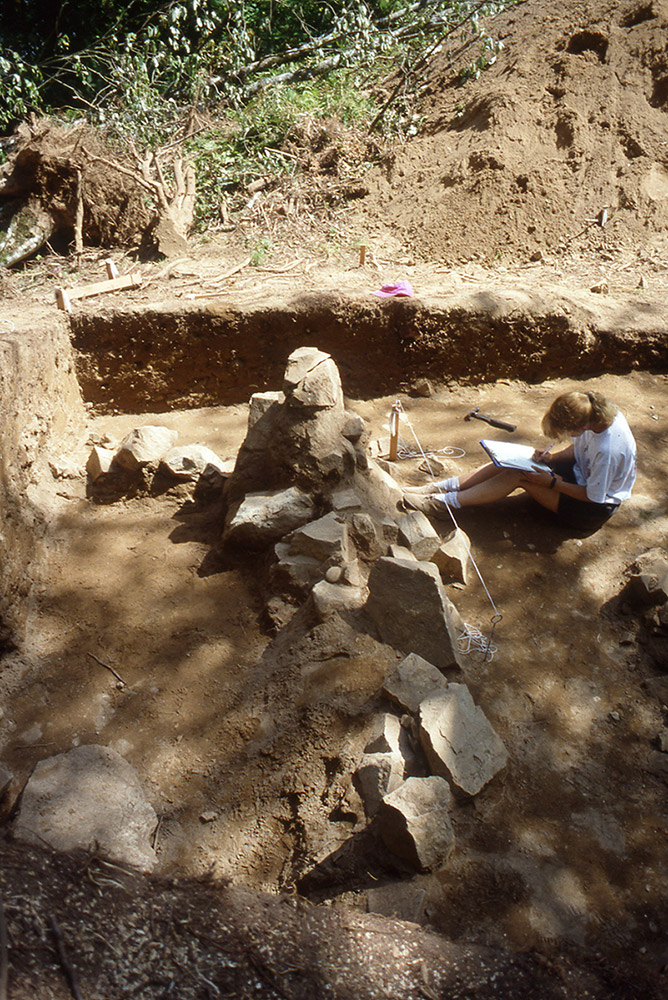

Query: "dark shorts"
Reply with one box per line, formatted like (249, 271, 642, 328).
(551, 459, 619, 530)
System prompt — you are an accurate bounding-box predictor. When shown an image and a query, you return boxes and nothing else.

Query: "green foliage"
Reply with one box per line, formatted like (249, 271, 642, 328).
(0, 0, 520, 226)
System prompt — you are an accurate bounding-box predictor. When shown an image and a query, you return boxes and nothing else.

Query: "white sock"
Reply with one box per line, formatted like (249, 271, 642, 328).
(435, 490, 461, 509)
(435, 476, 460, 492)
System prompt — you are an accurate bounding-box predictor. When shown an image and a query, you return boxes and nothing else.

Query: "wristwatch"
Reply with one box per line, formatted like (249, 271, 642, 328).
(549, 472, 558, 489)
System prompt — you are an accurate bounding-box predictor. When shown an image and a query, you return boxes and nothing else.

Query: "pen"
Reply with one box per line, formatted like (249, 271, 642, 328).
(539, 444, 554, 457)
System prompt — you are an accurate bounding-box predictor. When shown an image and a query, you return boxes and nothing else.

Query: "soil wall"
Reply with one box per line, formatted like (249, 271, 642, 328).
(70, 289, 668, 413)
(0, 312, 85, 641)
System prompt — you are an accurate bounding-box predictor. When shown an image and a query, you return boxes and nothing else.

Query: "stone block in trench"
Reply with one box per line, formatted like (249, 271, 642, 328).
(86, 445, 115, 482)
(626, 548, 668, 607)
(161, 445, 231, 480)
(312, 581, 367, 621)
(430, 527, 472, 585)
(382, 652, 449, 714)
(244, 391, 285, 450)
(397, 511, 441, 561)
(419, 684, 508, 797)
(15, 745, 157, 871)
(377, 776, 454, 871)
(225, 487, 315, 547)
(355, 751, 404, 819)
(365, 713, 402, 755)
(115, 425, 178, 471)
(365, 557, 466, 670)
(288, 512, 351, 564)
(272, 543, 322, 593)
(284, 348, 343, 410)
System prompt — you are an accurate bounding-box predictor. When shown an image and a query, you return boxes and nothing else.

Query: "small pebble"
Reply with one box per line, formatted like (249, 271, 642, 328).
(609, 710, 620, 721)
(325, 565, 343, 583)
(200, 810, 218, 824)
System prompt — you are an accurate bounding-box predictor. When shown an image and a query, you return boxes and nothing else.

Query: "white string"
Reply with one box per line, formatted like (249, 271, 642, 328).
(458, 624, 498, 660)
(396, 441, 466, 460)
(393, 400, 502, 657)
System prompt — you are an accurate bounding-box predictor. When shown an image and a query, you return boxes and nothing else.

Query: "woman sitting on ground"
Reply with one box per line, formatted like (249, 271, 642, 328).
(403, 389, 637, 532)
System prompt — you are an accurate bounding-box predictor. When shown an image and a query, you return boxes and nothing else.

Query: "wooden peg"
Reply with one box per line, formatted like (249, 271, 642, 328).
(388, 402, 401, 461)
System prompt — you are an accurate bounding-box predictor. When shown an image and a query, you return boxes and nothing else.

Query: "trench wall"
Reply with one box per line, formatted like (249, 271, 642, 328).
(0, 314, 85, 641)
(69, 290, 668, 413)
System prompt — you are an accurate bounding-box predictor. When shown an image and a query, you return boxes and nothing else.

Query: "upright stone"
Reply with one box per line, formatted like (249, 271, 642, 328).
(430, 527, 472, 585)
(397, 511, 441, 561)
(377, 776, 454, 871)
(418, 684, 508, 796)
(365, 557, 465, 670)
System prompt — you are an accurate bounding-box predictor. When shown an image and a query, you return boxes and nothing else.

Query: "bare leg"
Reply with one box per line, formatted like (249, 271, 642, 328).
(456, 466, 560, 513)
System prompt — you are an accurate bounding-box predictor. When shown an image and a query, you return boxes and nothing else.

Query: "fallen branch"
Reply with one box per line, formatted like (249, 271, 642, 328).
(88, 652, 127, 688)
(48, 916, 84, 1000)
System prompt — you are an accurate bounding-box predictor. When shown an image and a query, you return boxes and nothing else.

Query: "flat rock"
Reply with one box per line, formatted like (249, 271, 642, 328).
(15, 745, 157, 871)
(115, 425, 178, 471)
(365, 557, 466, 670)
(288, 512, 351, 563)
(225, 487, 315, 547)
(160, 444, 230, 479)
(419, 684, 508, 796)
(377, 776, 454, 871)
(383, 653, 449, 714)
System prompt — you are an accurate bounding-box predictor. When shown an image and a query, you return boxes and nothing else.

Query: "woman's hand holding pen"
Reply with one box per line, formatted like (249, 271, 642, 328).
(532, 443, 554, 464)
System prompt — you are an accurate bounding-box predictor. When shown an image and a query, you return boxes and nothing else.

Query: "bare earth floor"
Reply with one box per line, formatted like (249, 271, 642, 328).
(2, 365, 667, 983)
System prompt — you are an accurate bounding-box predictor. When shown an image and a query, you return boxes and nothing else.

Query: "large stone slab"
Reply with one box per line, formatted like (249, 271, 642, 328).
(225, 487, 315, 547)
(115, 425, 178, 471)
(418, 684, 508, 797)
(15, 745, 157, 871)
(377, 776, 454, 871)
(365, 557, 465, 670)
(382, 653, 449, 714)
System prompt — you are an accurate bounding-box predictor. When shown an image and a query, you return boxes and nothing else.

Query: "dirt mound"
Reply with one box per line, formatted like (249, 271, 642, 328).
(0, 120, 152, 249)
(358, 0, 668, 263)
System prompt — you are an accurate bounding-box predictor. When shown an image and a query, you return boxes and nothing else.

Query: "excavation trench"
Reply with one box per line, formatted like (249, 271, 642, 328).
(2, 296, 668, 969)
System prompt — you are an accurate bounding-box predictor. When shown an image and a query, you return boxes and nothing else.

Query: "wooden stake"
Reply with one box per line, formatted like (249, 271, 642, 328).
(359, 244, 367, 266)
(388, 403, 400, 461)
(55, 272, 142, 309)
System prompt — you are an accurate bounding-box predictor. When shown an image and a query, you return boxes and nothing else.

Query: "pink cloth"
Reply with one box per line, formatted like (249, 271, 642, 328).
(373, 280, 414, 298)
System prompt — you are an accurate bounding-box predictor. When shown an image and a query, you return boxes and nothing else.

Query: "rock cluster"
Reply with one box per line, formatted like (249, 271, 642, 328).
(86, 426, 233, 486)
(221, 347, 504, 872)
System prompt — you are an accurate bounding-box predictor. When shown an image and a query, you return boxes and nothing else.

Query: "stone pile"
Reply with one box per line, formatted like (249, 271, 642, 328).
(221, 346, 505, 872)
(86, 425, 233, 486)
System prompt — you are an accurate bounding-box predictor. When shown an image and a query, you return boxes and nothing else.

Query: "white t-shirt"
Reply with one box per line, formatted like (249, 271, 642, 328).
(573, 411, 636, 504)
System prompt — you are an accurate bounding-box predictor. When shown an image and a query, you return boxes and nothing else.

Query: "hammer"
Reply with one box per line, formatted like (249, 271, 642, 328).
(464, 407, 516, 432)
